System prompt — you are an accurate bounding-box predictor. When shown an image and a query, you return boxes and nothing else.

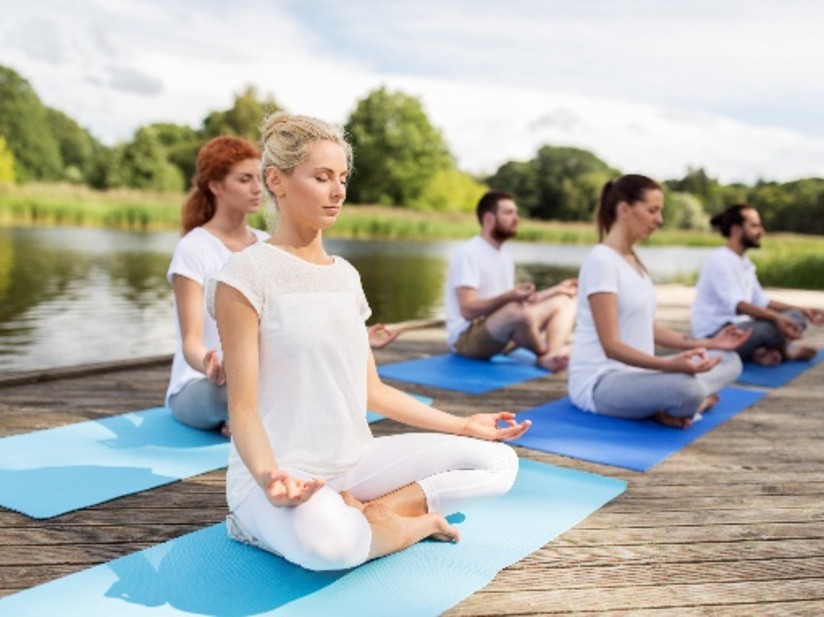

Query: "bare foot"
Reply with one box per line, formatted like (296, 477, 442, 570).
(220, 422, 231, 438)
(340, 490, 365, 511)
(537, 351, 569, 373)
(427, 513, 461, 542)
(698, 393, 720, 414)
(752, 347, 782, 366)
(785, 345, 817, 361)
(652, 410, 693, 429)
(363, 503, 460, 561)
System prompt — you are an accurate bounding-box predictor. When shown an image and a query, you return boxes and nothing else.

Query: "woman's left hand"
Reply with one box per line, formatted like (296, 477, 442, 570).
(461, 412, 531, 442)
(709, 324, 751, 350)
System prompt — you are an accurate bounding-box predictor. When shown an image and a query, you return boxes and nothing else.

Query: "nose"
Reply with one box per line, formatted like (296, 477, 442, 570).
(331, 179, 346, 201)
(251, 175, 262, 194)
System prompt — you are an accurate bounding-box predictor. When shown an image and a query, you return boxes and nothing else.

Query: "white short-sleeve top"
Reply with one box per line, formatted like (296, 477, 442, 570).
(208, 243, 373, 511)
(691, 246, 770, 338)
(165, 226, 269, 406)
(444, 236, 515, 349)
(569, 244, 656, 412)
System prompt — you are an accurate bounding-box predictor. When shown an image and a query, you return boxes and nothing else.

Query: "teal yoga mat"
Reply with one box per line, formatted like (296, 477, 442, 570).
(0, 396, 430, 520)
(0, 458, 625, 617)
(511, 386, 766, 471)
(378, 349, 547, 394)
(738, 349, 824, 387)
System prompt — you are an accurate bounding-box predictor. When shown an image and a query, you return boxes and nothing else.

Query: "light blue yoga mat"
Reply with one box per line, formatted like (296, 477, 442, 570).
(0, 458, 625, 617)
(0, 407, 230, 519)
(0, 396, 429, 520)
(738, 349, 824, 388)
(511, 386, 766, 471)
(378, 349, 547, 394)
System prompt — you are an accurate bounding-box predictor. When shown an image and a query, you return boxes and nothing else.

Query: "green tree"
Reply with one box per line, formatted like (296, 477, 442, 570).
(345, 87, 453, 206)
(410, 168, 487, 213)
(146, 122, 202, 186)
(0, 135, 16, 184)
(202, 85, 282, 142)
(662, 191, 710, 230)
(0, 65, 63, 181)
(665, 167, 724, 214)
(117, 127, 184, 191)
(44, 107, 100, 183)
(489, 146, 616, 221)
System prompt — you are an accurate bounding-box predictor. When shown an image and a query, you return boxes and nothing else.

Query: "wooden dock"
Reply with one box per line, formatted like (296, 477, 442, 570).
(2, 285, 824, 615)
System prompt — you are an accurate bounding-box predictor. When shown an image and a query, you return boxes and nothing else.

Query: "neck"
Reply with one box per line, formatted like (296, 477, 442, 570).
(603, 226, 635, 255)
(271, 219, 328, 264)
(205, 207, 248, 238)
(480, 229, 504, 250)
(727, 239, 746, 256)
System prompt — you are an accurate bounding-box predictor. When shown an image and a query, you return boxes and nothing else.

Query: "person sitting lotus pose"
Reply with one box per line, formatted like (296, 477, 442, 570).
(210, 112, 530, 571)
(568, 174, 749, 429)
(445, 189, 578, 372)
(691, 204, 824, 366)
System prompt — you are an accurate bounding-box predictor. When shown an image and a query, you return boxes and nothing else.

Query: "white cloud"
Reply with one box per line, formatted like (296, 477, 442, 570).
(1, 0, 823, 184)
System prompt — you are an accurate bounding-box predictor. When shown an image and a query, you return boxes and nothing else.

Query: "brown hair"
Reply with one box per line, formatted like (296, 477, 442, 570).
(475, 189, 514, 225)
(710, 203, 756, 237)
(595, 174, 661, 240)
(180, 136, 260, 234)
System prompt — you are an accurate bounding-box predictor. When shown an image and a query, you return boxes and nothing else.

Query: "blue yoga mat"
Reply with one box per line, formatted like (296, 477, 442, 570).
(0, 458, 625, 617)
(511, 386, 766, 471)
(378, 349, 547, 394)
(0, 396, 429, 519)
(738, 349, 824, 388)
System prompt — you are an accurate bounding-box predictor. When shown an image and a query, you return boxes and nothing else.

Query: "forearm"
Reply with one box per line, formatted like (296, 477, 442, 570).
(737, 301, 782, 323)
(231, 407, 279, 488)
(368, 381, 465, 434)
(653, 324, 706, 349)
(460, 291, 514, 321)
(601, 339, 672, 372)
(182, 337, 210, 374)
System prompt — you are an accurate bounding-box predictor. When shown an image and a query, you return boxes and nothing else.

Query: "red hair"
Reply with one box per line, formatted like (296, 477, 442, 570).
(181, 136, 260, 233)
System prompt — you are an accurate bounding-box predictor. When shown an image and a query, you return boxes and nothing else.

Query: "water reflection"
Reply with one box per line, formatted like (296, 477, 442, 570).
(0, 228, 714, 374)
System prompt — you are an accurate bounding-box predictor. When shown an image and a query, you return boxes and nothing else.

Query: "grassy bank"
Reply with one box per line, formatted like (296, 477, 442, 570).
(2, 183, 823, 289)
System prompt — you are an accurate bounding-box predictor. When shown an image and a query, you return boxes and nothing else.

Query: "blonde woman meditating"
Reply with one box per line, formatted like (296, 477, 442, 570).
(209, 112, 530, 571)
(568, 174, 749, 429)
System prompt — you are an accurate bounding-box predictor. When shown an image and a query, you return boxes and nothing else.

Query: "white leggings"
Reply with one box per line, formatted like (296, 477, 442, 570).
(232, 433, 519, 571)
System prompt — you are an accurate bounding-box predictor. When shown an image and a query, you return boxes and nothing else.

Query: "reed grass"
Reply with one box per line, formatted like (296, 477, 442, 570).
(2, 185, 822, 289)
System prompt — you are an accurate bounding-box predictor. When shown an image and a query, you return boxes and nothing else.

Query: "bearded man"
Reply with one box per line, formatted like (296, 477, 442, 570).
(691, 203, 823, 366)
(444, 189, 578, 372)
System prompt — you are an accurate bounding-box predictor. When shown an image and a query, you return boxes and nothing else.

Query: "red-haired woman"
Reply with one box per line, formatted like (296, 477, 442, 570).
(165, 136, 267, 434)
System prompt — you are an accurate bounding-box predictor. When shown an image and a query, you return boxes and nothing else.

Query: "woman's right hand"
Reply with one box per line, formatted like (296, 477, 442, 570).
(262, 469, 325, 507)
(665, 348, 721, 374)
(203, 349, 226, 386)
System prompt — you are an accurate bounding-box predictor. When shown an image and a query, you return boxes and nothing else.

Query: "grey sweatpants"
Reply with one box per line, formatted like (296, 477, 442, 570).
(591, 351, 742, 419)
(726, 310, 807, 359)
(168, 377, 228, 430)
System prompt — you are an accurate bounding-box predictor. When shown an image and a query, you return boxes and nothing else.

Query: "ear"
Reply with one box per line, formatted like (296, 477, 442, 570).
(616, 200, 630, 219)
(265, 166, 286, 197)
(207, 178, 222, 197)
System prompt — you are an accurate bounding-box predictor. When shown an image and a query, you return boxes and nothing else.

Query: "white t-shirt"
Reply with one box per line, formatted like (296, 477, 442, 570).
(164, 226, 269, 406)
(444, 235, 515, 349)
(207, 243, 374, 511)
(691, 246, 770, 338)
(569, 244, 656, 412)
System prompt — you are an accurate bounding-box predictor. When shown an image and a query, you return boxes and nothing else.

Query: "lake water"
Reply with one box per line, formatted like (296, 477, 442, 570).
(0, 226, 714, 374)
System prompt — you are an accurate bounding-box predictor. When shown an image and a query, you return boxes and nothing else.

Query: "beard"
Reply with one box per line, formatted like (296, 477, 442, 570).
(491, 221, 517, 242)
(742, 232, 761, 249)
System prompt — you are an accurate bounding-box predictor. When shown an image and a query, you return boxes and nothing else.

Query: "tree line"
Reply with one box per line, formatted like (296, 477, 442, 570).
(1, 64, 822, 233)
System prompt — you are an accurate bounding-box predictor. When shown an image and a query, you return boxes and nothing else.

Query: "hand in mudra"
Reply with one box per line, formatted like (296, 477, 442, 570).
(263, 469, 325, 507)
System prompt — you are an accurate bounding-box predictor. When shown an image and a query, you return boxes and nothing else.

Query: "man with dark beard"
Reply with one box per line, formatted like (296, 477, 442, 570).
(444, 189, 578, 372)
(691, 204, 824, 365)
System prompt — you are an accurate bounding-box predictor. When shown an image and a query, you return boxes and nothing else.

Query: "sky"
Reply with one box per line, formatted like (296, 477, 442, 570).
(1, 0, 823, 184)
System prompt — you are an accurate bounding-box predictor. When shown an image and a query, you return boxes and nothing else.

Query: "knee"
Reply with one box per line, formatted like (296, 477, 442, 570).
(716, 350, 743, 380)
(671, 379, 706, 417)
(485, 442, 519, 496)
(292, 505, 372, 571)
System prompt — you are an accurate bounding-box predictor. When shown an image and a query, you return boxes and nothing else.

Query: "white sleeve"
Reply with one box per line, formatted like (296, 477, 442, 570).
(580, 249, 619, 297)
(167, 234, 209, 286)
(450, 246, 481, 290)
(704, 257, 751, 315)
(207, 251, 263, 318)
(751, 274, 770, 308)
